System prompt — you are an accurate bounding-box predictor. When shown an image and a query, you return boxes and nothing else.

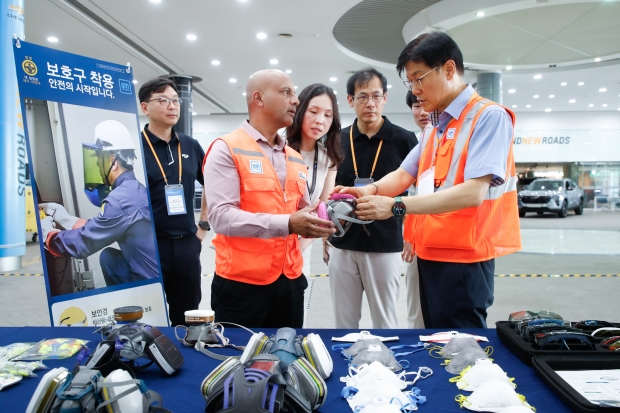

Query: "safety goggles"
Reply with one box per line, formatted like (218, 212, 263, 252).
(591, 327, 620, 338)
(516, 318, 568, 335)
(534, 331, 596, 350)
(522, 324, 581, 342)
(601, 336, 620, 351)
(510, 310, 562, 330)
(573, 320, 616, 329)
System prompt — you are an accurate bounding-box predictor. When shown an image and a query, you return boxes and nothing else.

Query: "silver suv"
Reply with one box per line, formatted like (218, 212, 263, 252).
(518, 178, 584, 218)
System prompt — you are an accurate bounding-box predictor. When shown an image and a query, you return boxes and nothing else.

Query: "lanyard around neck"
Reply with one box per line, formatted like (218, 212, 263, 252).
(307, 145, 319, 199)
(142, 129, 182, 185)
(350, 126, 383, 180)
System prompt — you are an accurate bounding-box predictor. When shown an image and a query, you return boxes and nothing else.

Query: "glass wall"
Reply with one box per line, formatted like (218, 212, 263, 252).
(571, 163, 620, 208)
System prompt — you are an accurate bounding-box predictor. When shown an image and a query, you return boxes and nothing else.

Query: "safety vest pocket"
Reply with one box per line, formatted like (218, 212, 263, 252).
(422, 207, 477, 250)
(243, 177, 278, 192)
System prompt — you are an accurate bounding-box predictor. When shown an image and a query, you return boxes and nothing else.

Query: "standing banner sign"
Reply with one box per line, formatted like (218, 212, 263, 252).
(13, 39, 168, 327)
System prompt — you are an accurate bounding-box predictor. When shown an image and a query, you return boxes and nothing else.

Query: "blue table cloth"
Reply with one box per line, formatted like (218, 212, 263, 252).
(0, 327, 572, 412)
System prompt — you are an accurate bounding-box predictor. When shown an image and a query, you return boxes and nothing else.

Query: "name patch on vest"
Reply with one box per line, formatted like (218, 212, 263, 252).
(249, 160, 263, 174)
(446, 128, 456, 140)
(298, 171, 307, 181)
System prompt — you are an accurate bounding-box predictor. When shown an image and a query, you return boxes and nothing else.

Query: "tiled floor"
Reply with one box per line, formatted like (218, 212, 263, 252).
(1, 209, 618, 328)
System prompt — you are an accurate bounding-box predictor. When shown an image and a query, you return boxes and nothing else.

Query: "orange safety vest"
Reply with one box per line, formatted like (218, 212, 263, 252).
(204, 127, 307, 285)
(411, 93, 521, 263)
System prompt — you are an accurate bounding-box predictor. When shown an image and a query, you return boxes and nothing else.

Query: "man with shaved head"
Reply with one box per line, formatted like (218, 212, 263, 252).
(203, 70, 335, 328)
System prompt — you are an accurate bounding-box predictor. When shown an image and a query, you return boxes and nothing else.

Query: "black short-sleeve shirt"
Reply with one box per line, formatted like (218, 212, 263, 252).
(331, 116, 418, 253)
(142, 125, 205, 237)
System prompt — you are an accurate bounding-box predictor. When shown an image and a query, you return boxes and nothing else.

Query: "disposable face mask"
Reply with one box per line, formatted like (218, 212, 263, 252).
(449, 359, 515, 391)
(420, 331, 489, 344)
(344, 384, 420, 412)
(455, 380, 534, 413)
(445, 347, 490, 374)
(350, 343, 402, 372)
(351, 396, 409, 413)
(440, 336, 482, 358)
(341, 361, 408, 390)
(332, 330, 399, 343)
(498, 407, 535, 413)
(343, 338, 386, 359)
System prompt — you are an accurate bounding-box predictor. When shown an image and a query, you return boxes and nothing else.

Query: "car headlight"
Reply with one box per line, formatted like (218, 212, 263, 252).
(551, 195, 561, 205)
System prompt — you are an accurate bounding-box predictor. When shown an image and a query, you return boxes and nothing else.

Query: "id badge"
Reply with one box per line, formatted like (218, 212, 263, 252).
(417, 167, 435, 196)
(165, 184, 187, 215)
(354, 177, 374, 188)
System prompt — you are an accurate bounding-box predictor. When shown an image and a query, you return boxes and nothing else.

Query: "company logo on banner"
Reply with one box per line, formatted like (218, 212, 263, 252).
(513, 130, 620, 163)
(13, 40, 168, 326)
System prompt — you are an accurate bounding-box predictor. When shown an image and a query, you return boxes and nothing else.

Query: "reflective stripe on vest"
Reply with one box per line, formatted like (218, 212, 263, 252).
(204, 127, 307, 285)
(413, 95, 521, 263)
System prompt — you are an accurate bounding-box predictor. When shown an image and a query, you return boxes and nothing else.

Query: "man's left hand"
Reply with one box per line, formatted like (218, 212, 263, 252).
(196, 226, 207, 242)
(355, 196, 395, 220)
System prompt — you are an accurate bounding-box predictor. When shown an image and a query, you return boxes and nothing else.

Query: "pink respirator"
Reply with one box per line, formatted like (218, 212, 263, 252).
(317, 193, 373, 237)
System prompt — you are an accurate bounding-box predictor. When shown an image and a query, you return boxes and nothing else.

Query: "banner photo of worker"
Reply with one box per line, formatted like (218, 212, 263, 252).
(12, 39, 168, 327)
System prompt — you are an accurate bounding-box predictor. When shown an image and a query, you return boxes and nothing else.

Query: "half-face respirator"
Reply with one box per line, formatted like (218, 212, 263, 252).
(317, 193, 373, 237)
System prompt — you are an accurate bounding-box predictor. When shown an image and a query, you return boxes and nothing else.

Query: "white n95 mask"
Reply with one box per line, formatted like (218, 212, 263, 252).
(344, 384, 424, 412)
(449, 359, 515, 391)
(498, 407, 535, 413)
(341, 361, 408, 390)
(455, 380, 534, 413)
(332, 330, 399, 343)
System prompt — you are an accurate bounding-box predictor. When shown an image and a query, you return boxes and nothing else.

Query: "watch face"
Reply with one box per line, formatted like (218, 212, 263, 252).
(392, 202, 406, 217)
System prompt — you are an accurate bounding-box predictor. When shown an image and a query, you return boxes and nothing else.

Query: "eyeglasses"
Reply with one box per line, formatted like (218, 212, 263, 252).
(402, 66, 438, 91)
(591, 327, 620, 338)
(352, 93, 384, 104)
(146, 97, 183, 106)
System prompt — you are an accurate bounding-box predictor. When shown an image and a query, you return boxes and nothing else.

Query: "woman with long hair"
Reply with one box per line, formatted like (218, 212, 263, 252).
(286, 83, 343, 277)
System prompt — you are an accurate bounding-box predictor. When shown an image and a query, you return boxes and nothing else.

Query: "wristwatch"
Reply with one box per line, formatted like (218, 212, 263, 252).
(198, 221, 211, 231)
(392, 196, 406, 217)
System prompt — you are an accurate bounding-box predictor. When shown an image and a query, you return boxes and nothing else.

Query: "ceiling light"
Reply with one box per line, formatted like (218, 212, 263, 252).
(578, 82, 584, 86)
(387, 85, 392, 89)
(589, 104, 594, 107)
(294, 86, 298, 89)
(47, 36, 58, 43)
(508, 89, 516, 93)
(533, 95, 539, 98)
(132, 80, 138, 84)
(150, 0, 161, 3)
(533, 74, 542, 79)
(334, 91, 338, 95)
(186, 34, 197, 41)
(512, 105, 517, 108)
(477, 11, 485, 17)
(549, 94, 555, 98)
(269, 59, 278, 65)
(599, 88, 607, 92)
(242, 92, 246, 96)
(602, 104, 608, 107)
(526, 105, 531, 108)
(560, 82, 567, 86)
(285, 69, 292, 74)
(617, 108, 620, 111)
(192, 111, 197, 116)
(505, 66, 512, 70)
(569, 99, 576, 103)
(229, 78, 237, 83)
(594, 57, 601, 62)
(256, 32, 267, 39)
(329, 77, 337, 82)
(211, 60, 220, 66)
(545, 108, 552, 112)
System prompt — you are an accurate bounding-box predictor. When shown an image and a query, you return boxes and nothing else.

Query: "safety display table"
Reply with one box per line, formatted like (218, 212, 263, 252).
(0, 327, 572, 412)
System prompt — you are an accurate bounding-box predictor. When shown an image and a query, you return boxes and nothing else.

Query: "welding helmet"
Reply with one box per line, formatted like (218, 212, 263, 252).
(82, 120, 136, 207)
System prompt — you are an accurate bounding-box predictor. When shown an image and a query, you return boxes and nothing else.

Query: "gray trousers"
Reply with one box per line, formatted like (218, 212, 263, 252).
(405, 255, 425, 328)
(328, 247, 402, 329)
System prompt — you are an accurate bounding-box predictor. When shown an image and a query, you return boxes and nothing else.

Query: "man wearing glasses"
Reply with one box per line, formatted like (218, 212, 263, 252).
(328, 68, 418, 329)
(139, 78, 208, 326)
(338, 32, 521, 329)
